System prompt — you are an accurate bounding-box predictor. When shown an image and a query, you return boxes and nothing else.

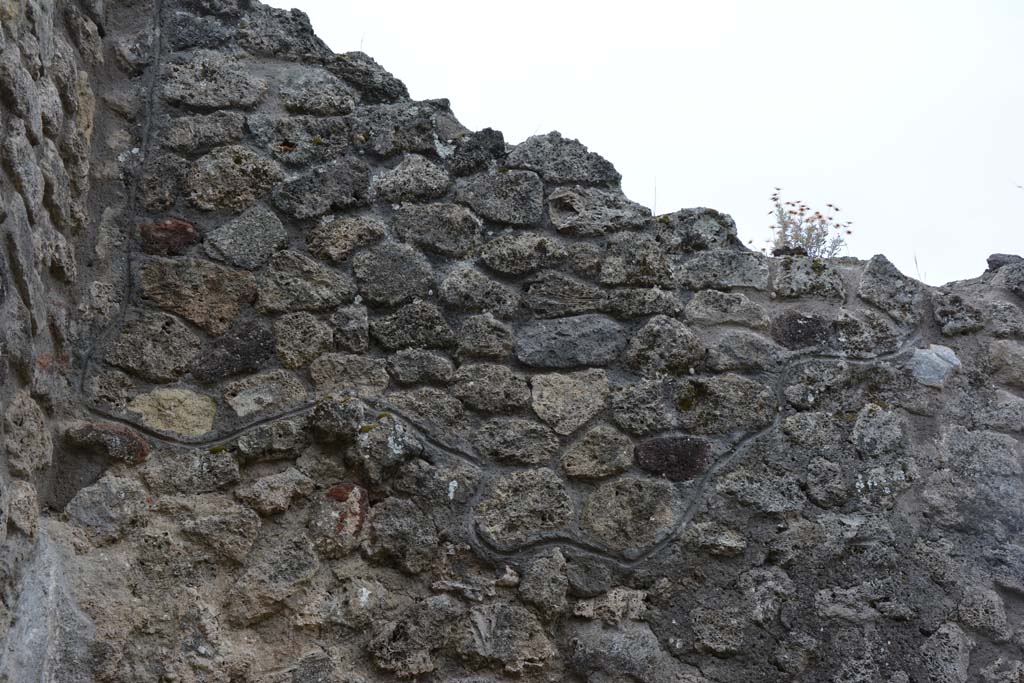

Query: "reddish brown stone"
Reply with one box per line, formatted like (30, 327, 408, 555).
(308, 484, 369, 556)
(139, 218, 200, 256)
(64, 421, 150, 465)
(634, 435, 710, 482)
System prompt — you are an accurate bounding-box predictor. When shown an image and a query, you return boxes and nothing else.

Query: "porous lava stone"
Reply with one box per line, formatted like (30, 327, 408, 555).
(634, 435, 710, 481)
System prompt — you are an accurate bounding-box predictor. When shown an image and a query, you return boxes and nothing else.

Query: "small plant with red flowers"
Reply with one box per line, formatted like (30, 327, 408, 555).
(765, 188, 852, 258)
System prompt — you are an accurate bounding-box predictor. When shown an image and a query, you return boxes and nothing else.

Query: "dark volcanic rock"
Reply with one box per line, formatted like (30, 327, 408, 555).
(635, 435, 711, 481)
(191, 319, 275, 383)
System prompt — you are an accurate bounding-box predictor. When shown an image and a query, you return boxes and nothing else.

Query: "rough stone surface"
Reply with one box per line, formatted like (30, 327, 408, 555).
(531, 369, 609, 435)
(474, 417, 560, 465)
(162, 49, 266, 108)
(515, 314, 625, 368)
(4, 392, 53, 476)
(186, 145, 283, 213)
(223, 369, 307, 417)
(191, 319, 275, 383)
(548, 186, 650, 236)
(203, 204, 287, 270)
(561, 423, 634, 479)
(480, 232, 565, 276)
(582, 476, 679, 554)
(773, 256, 847, 300)
(369, 301, 455, 350)
(392, 202, 480, 257)
(676, 250, 770, 290)
(127, 388, 217, 437)
(307, 214, 385, 264)
(273, 312, 334, 368)
(675, 373, 776, 434)
(455, 169, 544, 225)
(685, 289, 770, 328)
(256, 249, 354, 313)
(352, 241, 434, 307)
(858, 254, 926, 325)
(476, 468, 573, 550)
(452, 363, 530, 413)
(507, 132, 620, 185)
(440, 264, 520, 318)
(386, 348, 454, 384)
(310, 353, 389, 397)
(104, 310, 201, 382)
(372, 154, 450, 202)
(271, 158, 370, 219)
(3, 4, 1022, 681)
(634, 435, 711, 481)
(457, 313, 513, 359)
(625, 315, 704, 376)
(64, 422, 150, 465)
(139, 257, 256, 335)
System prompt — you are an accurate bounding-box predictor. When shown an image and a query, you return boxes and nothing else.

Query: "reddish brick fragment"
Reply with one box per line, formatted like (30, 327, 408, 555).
(139, 218, 200, 256)
(65, 421, 150, 465)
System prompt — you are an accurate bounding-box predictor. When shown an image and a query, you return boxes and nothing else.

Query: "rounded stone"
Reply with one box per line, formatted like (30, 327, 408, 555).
(256, 250, 354, 314)
(684, 289, 769, 329)
(138, 218, 200, 256)
(307, 215, 384, 264)
(561, 424, 634, 479)
(624, 315, 704, 376)
(105, 310, 201, 383)
(439, 264, 520, 318)
(581, 476, 679, 554)
(274, 312, 334, 368)
(479, 232, 565, 276)
(634, 435, 711, 482)
(139, 257, 257, 336)
(515, 314, 626, 369)
(281, 68, 355, 115)
(223, 369, 308, 418)
(386, 349, 454, 385)
(271, 158, 370, 219)
(454, 169, 543, 225)
(162, 49, 266, 109)
(191, 319, 275, 384)
(353, 241, 434, 307)
(506, 132, 620, 185)
(310, 353, 389, 397)
(369, 301, 455, 350)
(452, 363, 530, 413)
(127, 388, 217, 437)
(476, 468, 573, 550)
(856, 254, 925, 325)
(203, 204, 287, 270)
(609, 379, 675, 436)
(530, 369, 609, 436)
(186, 145, 283, 213)
(474, 418, 560, 465)
(393, 202, 480, 257)
(675, 374, 776, 435)
(458, 313, 514, 359)
(373, 155, 451, 203)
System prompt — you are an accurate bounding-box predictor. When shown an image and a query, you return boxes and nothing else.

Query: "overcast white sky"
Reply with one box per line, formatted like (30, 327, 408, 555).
(265, 0, 1024, 286)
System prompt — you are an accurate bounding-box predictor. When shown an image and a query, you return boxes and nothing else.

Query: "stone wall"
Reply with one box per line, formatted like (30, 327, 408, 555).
(3, 1, 1024, 681)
